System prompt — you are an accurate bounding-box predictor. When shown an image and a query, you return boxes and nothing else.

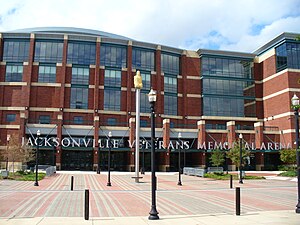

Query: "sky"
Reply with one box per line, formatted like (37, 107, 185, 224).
(0, 0, 300, 53)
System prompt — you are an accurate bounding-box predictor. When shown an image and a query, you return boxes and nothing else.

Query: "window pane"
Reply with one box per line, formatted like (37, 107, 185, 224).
(34, 41, 63, 63)
(67, 42, 96, 65)
(132, 48, 154, 71)
(38, 65, 56, 83)
(3, 39, 30, 62)
(100, 44, 127, 68)
(5, 64, 23, 82)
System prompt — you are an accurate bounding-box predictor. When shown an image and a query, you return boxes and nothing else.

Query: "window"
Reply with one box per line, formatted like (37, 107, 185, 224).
(132, 48, 155, 71)
(38, 64, 56, 83)
(104, 69, 121, 111)
(39, 115, 51, 124)
(140, 71, 151, 113)
(164, 94, 177, 115)
(2, 39, 30, 62)
(104, 88, 121, 111)
(100, 44, 127, 68)
(6, 114, 16, 122)
(161, 53, 180, 74)
(71, 67, 90, 85)
(34, 41, 63, 63)
(67, 42, 96, 65)
(107, 118, 117, 126)
(164, 74, 177, 115)
(276, 42, 300, 72)
(140, 120, 148, 127)
(70, 87, 89, 109)
(104, 69, 121, 87)
(5, 64, 23, 82)
(74, 116, 84, 124)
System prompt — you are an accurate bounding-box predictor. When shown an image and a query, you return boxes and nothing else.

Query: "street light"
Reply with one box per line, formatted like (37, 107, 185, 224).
(107, 131, 112, 186)
(291, 93, 300, 213)
(177, 132, 182, 186)
(148, 88, 159, 220)
(34, 130, 41, 186)
(97, 139, 101, 174)
(141, 139, 146, 175)
(239, 133, 243, 184)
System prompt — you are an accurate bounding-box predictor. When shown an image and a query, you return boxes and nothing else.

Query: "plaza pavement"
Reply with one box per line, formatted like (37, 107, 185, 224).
(0, 171, 299, 224)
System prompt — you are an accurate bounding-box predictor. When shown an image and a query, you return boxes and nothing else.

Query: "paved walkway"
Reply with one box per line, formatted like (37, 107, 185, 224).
(0, 171, 299, 224)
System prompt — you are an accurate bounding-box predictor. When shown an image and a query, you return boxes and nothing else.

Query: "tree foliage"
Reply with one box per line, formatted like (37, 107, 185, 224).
(2, 134, 35, 172)
(226, 139, 250, 168)
(210, 148, 225, 167)
(279, 149, 296, 169)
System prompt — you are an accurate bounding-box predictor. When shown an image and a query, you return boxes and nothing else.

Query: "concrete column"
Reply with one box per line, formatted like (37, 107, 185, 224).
(254, 122, 264, 170)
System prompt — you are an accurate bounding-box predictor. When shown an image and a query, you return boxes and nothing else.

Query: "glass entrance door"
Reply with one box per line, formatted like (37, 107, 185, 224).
(62, 150, 93, 170)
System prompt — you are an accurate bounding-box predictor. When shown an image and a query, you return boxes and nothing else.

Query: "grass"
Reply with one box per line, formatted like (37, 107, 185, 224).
(203, 172, 265, 180)
(2, 171, 46, 181)
(278, 170, 297, 177)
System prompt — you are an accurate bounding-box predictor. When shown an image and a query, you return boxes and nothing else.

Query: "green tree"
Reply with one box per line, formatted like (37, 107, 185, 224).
(226, 139, 250, 169)
(279, 149, 296, 170)
(210, 148, 225, 168)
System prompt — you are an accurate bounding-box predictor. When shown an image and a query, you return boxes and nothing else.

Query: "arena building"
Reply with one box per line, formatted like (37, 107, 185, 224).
(0, 27, 299, 171)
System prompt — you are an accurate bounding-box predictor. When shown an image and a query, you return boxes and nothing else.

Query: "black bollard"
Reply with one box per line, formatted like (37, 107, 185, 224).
(71, 176, 74, 191)
(236, 187, 240, 216)
(230, 175, 233, 189)
(84, 189, 89, 220)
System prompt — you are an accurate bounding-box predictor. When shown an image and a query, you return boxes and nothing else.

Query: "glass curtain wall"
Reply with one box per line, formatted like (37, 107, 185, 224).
(132, 47, 155, 113)
(161, 53, 179, 115)
(276, 42, 300, 72)
(201, 56, 255, 117)
(100, 44, 126, 113)
(2, 39, 30, 82)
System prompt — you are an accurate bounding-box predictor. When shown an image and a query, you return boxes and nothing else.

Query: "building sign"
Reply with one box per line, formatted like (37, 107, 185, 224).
(23, 137, 291, 151)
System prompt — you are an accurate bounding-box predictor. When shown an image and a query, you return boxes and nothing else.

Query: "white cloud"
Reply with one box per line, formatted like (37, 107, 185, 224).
(0, 0, 299, 52)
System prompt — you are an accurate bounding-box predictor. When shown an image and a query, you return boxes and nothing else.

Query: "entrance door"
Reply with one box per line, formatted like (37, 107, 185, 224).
(62, 150, 93, 171)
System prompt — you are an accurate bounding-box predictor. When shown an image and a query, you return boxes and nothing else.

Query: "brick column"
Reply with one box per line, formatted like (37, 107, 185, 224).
(126, 41, 133, 115)
(254, 122, 264, 170)
(93, 115, 100, 170)
(155, 46, 162, 115)
(162, 119, 170, 171)
(227, 121, 236, 171)
(197, 120, 206, 168)
(56, 114, 63, 170)
(128, 117, 135, 171)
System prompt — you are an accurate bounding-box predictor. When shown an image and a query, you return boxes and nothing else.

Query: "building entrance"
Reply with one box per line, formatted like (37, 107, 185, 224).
(61, 150, 93, 171)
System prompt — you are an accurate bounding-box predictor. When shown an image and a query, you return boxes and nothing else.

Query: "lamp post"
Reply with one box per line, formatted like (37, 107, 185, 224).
(6, 135, 10, 171)
(177, 132, 182, 186)
(291, 93, 300, 213)
(141, 140, 145, 175)
(148, 88, 159, 220)
(239, 133, 243, 184)
(107, 131, 112, 186)
(97, 139, 101, 174)
(34, 130, 41, 186)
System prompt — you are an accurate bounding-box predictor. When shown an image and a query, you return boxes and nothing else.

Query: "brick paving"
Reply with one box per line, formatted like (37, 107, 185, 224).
(0, 172, 297, 218)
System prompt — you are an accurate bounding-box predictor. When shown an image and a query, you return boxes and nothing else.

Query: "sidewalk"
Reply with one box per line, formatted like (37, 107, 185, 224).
(0, 210, 298, 225)
(0, 171, 298, 224)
